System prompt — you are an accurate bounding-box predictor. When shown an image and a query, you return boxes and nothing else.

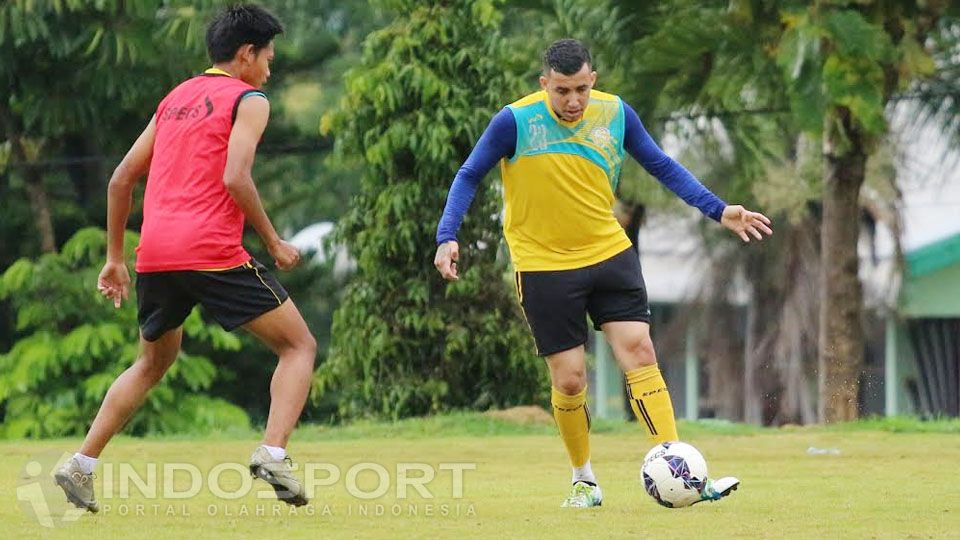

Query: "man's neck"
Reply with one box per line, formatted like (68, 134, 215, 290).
(210, 62, 240, 77)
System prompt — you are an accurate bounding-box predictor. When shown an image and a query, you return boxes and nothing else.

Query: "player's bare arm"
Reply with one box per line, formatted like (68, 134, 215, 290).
(223, 95, 300, 270)
(97, 116, 156, 308)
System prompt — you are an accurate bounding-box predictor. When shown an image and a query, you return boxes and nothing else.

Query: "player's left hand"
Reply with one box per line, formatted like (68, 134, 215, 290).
(434, 240, 460, 281)
(97, 260, 130, 308)
(720, 205, 773, 243)
(268, 239, 301, 271)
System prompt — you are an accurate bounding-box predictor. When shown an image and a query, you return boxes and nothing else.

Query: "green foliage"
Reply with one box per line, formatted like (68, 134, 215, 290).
(0, 0, 216, 350)
(615, 1, 795, 211)
(0, 0, 211, 137)
(778, 7, 895, 139)
(0, 227, 249, 438)
(0, 0, 375, 424)
(317, 0, 547, 419)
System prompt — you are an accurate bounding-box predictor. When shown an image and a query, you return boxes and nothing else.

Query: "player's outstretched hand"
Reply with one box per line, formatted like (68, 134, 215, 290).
(97, 260, 130, 308)
(721, 205, 773, 243)
(434, 240, 459, 281)
(269, 239, 301, 271)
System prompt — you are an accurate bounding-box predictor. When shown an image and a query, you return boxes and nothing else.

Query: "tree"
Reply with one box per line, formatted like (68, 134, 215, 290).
(585, 0, 806, 423)
(613, 0, 956, 422)
(0, 1, 212, 253)
(0, 1, 383, 425)
(317, 0, 548, 419)
(0, 228, 248, 438)
(777, 1, 952, 421)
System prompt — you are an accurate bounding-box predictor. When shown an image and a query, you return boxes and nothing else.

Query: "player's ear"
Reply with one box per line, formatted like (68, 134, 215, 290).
(539, 74, 548, 90)
(590, 71, 597, 86)
(237, 44, 255, 64)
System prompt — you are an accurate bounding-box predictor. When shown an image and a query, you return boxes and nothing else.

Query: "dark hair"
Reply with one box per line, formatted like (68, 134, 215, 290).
(206, 4, 284, 63)
(542, 39, 592, 75)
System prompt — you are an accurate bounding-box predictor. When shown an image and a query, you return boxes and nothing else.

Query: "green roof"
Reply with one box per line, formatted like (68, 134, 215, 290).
(907, 232, 960, 277)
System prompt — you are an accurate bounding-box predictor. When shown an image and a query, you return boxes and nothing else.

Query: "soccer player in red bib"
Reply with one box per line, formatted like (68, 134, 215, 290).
(55, 5, 314, 512)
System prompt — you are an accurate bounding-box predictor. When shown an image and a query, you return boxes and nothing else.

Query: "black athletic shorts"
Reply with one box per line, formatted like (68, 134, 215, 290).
(514, 247, 651, 357)
(136, 258, 289, 342)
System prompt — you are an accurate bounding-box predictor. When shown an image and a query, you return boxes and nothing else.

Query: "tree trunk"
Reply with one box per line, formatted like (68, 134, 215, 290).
(702, 298, 744, 421)
(775, 220, 820, 425)
(744, 256, 783, 425)
(23, 167, 56, 253)
(3, 106, 57, 253)
(743, 292, 764, 424)
(818, 108, 866, 423)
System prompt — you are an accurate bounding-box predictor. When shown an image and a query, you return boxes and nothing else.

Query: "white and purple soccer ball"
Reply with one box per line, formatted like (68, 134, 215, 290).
(641, 441, 708, 508)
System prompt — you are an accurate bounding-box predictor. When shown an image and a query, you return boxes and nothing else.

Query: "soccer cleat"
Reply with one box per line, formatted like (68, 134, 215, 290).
(53, 457, 100, 513)
(249, 446, 308, 506)
(560, 481, 603, 508)
(693, 476, 739, 504)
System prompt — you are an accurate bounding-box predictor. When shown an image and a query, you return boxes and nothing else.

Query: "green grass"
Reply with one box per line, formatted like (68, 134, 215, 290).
(5, 414, 960, 539)
(147, 412, 959, 442)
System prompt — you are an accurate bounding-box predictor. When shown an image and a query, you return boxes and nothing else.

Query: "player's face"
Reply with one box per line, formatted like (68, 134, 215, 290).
(239, 41, 274, 88)
(539, 63, 596, 122)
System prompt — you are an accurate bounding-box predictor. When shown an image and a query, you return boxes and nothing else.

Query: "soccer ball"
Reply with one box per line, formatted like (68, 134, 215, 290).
(641, 441, 708, 508)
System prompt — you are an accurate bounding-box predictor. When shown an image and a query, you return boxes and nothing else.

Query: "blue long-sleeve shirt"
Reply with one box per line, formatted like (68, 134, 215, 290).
(436, 101, 726, 244)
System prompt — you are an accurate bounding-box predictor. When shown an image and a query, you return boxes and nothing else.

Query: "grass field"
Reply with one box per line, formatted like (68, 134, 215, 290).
(4, 413, 959, 539)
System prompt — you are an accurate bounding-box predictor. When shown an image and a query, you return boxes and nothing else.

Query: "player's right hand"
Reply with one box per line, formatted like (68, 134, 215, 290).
(434, 240, 459, 281)
(97, 260, 130, 308)
(269, 239, 301, 271)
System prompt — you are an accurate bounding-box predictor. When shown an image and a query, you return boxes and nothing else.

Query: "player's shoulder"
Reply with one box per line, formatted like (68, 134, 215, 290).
(589, 89, 621, 103)
(234, 91, 271, 125)
(507, 91, 548, 109)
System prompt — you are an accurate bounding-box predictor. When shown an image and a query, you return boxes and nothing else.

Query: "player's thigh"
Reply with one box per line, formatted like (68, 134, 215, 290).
(601, 320, 653, 350)
(242, 298, 315, 355)
(138, 326, 183, 364)
(136, 271, 196, 343)
(586, 248, 651, 330)
(516, 267, 591, 357)
(186, 259, 293, 338)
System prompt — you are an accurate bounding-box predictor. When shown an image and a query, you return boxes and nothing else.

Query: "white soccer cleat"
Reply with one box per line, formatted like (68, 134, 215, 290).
(694, 476, 739, 504)
(54, 456, 99, 513)
(561, 481, 603, 508)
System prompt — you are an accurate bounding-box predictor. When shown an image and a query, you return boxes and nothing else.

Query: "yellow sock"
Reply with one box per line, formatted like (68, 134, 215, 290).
(625, 365, 679, 444)
(551, 386, 591, 468)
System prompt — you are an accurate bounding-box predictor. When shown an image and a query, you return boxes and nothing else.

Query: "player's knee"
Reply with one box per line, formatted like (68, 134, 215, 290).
(135, 356, 172, 385)
(621, 335, 656, 365)
(556, 371, 587, 395)
(281, 330, 316, 363)
(300, 333, 318, 362)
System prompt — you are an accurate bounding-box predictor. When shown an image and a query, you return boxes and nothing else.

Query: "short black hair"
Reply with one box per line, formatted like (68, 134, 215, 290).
(206, 4, 284, 63)
(543, 39, 592, 75)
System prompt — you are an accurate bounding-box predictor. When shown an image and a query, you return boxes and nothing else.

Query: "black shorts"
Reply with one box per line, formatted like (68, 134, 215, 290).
(514, 248, 651, 357)
(136, 259, 289, 342)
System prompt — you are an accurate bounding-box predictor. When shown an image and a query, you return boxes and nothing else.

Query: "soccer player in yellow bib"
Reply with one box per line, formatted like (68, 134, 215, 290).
(434, 39, 772, 508)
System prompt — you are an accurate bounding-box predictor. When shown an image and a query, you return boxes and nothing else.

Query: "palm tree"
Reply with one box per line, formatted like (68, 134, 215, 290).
(605, 0, 959, 422)
(606, 1, 820, 424)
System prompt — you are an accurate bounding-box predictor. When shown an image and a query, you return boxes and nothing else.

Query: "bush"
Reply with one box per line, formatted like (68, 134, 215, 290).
(0, 227, 250, 438)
